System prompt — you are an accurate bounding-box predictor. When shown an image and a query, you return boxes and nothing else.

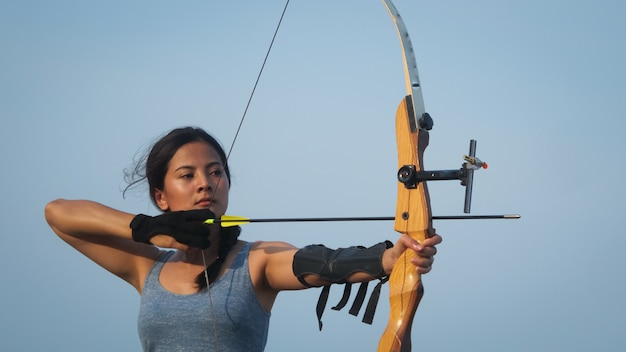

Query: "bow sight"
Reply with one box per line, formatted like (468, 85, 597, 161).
(397, 139, 487, 213)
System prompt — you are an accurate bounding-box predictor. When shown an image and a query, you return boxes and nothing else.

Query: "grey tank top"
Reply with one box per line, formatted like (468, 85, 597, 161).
(138, 242, 270, 351)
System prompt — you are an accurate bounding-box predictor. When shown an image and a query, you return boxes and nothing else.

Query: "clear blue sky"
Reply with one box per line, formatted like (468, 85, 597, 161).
(2, 0, 625, 351)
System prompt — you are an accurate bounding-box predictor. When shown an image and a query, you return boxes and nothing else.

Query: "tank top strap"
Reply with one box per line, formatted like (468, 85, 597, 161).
(143, 250, 174, 291)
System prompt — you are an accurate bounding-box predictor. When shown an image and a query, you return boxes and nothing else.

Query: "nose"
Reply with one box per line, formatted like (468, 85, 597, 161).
(197, 173, 212, 193)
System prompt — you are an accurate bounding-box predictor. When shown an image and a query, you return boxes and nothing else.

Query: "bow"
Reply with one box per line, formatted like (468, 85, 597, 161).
(377, 4, 520, 349)
(216, 1, 514, 350)
(378, 1, 434, 350)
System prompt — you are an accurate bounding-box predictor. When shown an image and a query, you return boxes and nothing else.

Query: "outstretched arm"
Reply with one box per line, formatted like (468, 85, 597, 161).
(255, 233, 442, 292)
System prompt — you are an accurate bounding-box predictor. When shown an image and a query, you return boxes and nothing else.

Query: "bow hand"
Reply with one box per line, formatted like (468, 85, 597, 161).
(384, 233, 442, 275)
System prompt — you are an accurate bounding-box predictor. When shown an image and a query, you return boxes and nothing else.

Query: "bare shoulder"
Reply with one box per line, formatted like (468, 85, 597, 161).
(248, 241, 304, 292)
(248, 240, 300, 267)
(249, 240, 299, 254)
(247, 240, 299, 277)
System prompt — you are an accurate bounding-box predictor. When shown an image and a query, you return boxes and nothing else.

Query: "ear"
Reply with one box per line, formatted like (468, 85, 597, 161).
(153, 189, 169, 211)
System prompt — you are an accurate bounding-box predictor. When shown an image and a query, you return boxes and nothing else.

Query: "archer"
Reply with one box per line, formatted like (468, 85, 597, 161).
(45, 127, 442, 351)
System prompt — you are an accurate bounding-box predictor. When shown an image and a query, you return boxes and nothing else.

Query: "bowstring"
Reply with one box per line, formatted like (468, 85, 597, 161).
(203, 1, 291, 350)
(201, 252, 220, 351)
(225, 0, 291, 162)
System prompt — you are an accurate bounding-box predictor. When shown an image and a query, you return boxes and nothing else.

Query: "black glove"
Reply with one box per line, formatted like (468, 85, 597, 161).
(130, 209, 215, 249)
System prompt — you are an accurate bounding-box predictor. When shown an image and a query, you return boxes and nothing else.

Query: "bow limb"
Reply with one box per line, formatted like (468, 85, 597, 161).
(378, 1, 434, 351)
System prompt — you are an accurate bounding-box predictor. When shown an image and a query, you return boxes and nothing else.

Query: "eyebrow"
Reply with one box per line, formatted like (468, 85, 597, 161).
(174, 161, 223, 173)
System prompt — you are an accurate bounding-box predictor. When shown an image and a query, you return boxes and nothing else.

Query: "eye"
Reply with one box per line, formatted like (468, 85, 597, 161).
(209, 167, 223, 177)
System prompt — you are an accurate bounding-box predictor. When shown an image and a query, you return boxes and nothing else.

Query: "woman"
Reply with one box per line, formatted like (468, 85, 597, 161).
(45, 126, 442, 351)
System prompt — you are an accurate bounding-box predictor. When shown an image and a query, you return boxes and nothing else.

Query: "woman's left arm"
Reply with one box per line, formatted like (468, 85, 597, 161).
(254, 234, 442, 292)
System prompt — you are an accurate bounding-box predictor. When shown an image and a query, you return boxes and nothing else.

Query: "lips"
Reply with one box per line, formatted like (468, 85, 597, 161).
(196, 197, 212, 206)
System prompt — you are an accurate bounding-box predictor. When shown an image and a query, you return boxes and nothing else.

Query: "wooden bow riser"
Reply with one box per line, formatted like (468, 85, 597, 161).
(377, 96, 434, 352)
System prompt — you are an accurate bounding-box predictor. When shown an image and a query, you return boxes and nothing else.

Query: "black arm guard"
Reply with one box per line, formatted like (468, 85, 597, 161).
(293, 241, 394, 330)
(292, 241, 391, 287)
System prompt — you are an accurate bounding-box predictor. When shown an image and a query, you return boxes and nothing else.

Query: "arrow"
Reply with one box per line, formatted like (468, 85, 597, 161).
(204, 214, 521, 227)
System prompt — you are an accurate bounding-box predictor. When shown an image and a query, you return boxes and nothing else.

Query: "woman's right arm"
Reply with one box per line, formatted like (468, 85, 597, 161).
(45, 199, 160, 292)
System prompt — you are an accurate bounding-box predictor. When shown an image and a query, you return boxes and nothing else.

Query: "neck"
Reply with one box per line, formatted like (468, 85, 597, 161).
(176, 245, 219, 265)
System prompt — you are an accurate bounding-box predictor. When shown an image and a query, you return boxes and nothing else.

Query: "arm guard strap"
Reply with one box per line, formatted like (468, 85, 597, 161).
(293, 241, 393, 330)
(292, 241, 392, 287)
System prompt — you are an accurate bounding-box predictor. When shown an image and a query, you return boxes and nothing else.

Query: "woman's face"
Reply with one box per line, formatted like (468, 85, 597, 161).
(153, 141, 229, 216)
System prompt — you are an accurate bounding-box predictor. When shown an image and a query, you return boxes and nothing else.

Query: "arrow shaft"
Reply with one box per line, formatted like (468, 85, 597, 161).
(213, 214, 520, 225)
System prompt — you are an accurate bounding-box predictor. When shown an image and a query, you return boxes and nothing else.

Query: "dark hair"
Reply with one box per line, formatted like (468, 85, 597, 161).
(124, 126, 240, 290)
(125, 126, 232, 208)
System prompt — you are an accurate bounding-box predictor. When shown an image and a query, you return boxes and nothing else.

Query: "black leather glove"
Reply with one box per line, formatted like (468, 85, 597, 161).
(130, 209, 215, 249)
